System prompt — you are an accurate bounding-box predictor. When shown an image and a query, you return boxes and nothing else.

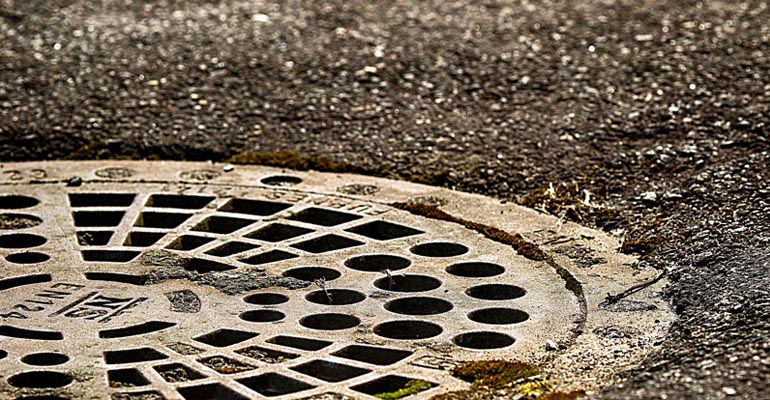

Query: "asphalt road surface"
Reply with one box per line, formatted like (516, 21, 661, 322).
(1, 0, 769, 398)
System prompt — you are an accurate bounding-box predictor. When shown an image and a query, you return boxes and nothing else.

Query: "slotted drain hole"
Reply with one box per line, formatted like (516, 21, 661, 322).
(351, 375, 435, 397)
(266, 335, 332, 351)
(290, 359, 370, 382)
(235, 345, 299, 363)
(108, 368, 150, 388)
(154, 363, 207, 382)
(178, 382, 249, 400)
(237, 372, 315, 397)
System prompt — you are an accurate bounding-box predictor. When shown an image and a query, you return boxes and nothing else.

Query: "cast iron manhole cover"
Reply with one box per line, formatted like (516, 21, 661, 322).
(0, 162, 672, 399)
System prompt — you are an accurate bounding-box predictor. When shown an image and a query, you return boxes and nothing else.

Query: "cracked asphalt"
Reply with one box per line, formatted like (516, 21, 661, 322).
(1, 0, 769, 398)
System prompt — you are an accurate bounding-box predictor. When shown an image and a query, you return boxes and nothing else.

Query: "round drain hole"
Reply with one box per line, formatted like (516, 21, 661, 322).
(244, 293, 290, 305)
(454, 331, 515, 349)
(410, 242, 469, 257)
(283, 267, 341, 282)
(468, 308, 529, 325)
(8, 371, 73, 388)
(306, 289, 366, 305)
(0, 195, 39, 209)
(261, 175, 302, 186)
(446, 262, 505, 277)
(385, 297, 453, 315)
(0, 213, 43, 230)
(466, 284, 526, 300)
(5, 252, 50, 264)
(240, 310, 285, 323)
(345, 254, 411, 272)
(21, 352, 69, 366)
(373, 274, 441, 292)
(0, 233, 47, 248)
(374, 320, 443, 340)
(300, 313, 360, 330)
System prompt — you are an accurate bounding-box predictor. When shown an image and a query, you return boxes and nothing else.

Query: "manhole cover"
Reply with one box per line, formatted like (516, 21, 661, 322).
(0, 162, 673, 399)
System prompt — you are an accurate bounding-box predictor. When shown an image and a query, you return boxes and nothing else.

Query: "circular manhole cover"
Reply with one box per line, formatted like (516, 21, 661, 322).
(0, 161, 672, 399)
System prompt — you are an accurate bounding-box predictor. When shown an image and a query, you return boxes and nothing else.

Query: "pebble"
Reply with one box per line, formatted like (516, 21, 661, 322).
(663, 191, 683, 201)
(545, 339, 558, 351)
(223, 164, 234, 172)
(66, 176, 83, 187)
(641, 191, 658, 204)
(721, 387, 737, 396)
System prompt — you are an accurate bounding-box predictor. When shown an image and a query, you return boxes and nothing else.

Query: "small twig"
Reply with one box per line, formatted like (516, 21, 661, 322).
(602, 271, 666, 305)
(313, 277, 333, 304)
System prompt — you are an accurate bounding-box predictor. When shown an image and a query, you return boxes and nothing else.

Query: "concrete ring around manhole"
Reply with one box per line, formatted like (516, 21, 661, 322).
(0, 161, 674, 399)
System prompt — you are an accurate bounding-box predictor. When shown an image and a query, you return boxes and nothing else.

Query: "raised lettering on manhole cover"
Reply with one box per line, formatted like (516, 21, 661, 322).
(0, 161, 671, 399)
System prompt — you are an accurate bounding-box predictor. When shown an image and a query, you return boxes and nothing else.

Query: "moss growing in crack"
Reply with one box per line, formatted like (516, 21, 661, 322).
(453, 360, 540, 388)
(226, 150, 371, 174)
(539, 391, 586, 400)
(431, 360, 585, 400)
(66, 142, 151, 160)
(515, 380, 554, 397)
(408, 170, 452, 186)
(374, 380, 433, 399)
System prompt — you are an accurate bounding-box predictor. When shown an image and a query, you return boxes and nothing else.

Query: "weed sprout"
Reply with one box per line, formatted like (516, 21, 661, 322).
(313, 277, 333, 303)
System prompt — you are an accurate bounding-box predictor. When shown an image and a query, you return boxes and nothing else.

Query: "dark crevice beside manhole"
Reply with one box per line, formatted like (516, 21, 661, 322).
(0, 161, 672, 399)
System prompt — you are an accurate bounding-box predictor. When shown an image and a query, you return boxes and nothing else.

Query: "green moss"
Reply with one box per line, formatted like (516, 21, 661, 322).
(226, 150, 370, 174)
(408, 170, 451, 186)
(539, 391, 586, 400)
(453, 360, 539, 388)
(374, 380, 432, 399)
(515, 380, 553, 397)
(65, 141, 158, 161)
(431, 360, 581, 400)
